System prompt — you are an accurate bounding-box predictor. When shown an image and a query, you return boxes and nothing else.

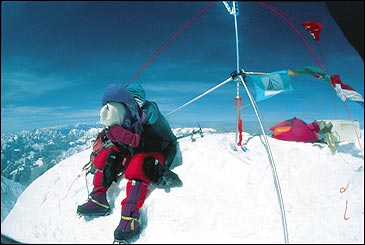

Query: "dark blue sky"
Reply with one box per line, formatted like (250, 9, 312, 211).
(1, 1, 364, 134)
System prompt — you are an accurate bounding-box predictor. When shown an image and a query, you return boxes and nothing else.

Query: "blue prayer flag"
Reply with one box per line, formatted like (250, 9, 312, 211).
(247, 70, 293, 102)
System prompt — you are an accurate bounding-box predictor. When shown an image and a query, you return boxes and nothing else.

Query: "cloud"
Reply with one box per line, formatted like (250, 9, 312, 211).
(142, 78, 235, 95)
(1, 71, 77, 103)
(1, 105, 99, 133)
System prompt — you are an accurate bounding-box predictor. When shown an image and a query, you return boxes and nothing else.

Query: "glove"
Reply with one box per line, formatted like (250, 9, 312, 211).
(142, 156, 165, 183)
(106, 125, 140, 147)
(102, 148, 124, 188)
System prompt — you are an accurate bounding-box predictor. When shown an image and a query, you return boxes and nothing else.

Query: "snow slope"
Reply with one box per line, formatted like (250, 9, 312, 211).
(1, 130, 364, 244)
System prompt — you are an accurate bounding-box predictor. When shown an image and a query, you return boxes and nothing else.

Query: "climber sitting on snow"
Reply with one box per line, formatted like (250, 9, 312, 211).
(126, 83, 178, 170)
(77, 83, 181, 242)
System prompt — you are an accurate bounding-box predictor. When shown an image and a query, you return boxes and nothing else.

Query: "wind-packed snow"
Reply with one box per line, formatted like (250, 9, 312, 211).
(1, 129, 364, 244)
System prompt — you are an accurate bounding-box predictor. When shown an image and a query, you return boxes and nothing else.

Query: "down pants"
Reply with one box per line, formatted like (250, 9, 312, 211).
(92, 145, 165, 215)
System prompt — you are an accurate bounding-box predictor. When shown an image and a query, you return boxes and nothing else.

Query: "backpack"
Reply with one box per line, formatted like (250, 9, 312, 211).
(83, 129, 114, 175)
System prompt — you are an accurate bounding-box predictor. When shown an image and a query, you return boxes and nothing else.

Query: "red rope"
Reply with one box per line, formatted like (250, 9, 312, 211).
(127, 2, 216, 85)
(260, 1, 302, 25)
(237, 117, 243, 146)
(62, 166, 91, 201)
(341, 100, 364, 160)
(343, 199, 350, 220)
(339, 181, 349, 193)
(235, 97, 243, 146)
(270, 1, 329, 73)
(339, 182, 350, 221)
(61, 173, 82, 202)
(258, 1, 324, 71)
(316, 42, 329, 73)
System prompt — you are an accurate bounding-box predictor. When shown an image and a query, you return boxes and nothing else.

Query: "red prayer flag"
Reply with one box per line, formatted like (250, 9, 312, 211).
(330, 74, 364, 106)
(301, 21, 323, 41)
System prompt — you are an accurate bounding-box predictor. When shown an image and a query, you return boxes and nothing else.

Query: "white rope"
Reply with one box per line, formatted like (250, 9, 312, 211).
(232, 2, 241, 145)
(165, 4, 290, 242)
(238, 75, 289, 244)
(165, 76, 233, 117)
(233, 2, 240, 73)
(224, 2, 289, 242)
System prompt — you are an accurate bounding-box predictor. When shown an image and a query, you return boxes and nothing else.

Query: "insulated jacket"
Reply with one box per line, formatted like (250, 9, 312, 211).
(127, 83, 177, 168)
